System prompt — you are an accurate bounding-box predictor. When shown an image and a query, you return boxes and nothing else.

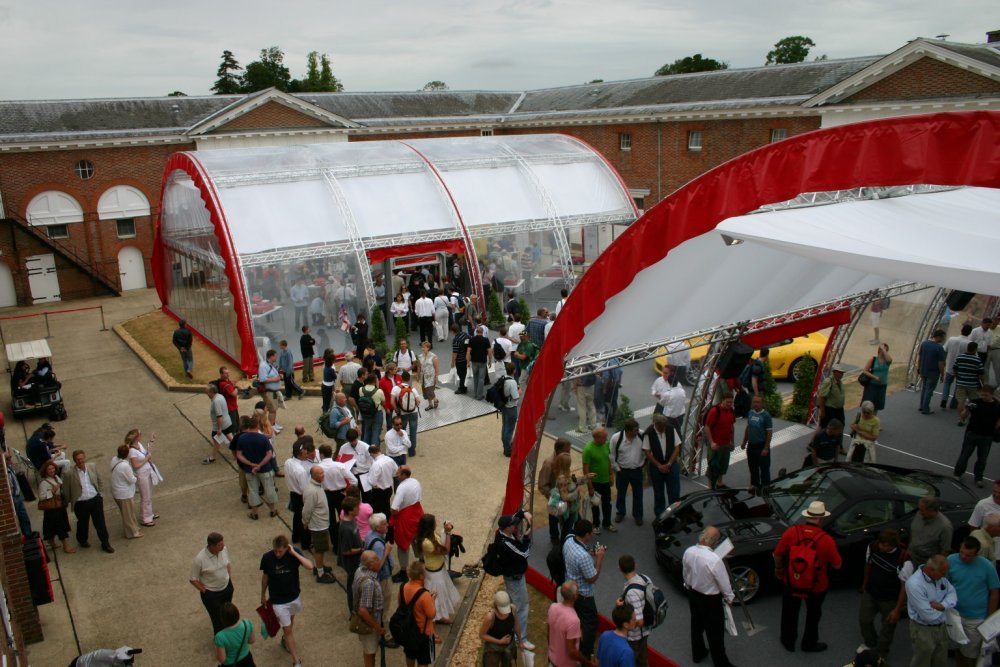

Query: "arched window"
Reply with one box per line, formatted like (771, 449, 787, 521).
(97, 185, 151, 220)
(26, 191, 84, 225)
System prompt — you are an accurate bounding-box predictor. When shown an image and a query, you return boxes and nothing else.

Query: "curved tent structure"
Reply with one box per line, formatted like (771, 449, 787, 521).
(152, 135, 637, 372)
(505, 111, 1000, 514)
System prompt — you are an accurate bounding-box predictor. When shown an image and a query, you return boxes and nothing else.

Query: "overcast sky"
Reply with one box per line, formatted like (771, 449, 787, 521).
(0, 1, 995, 100)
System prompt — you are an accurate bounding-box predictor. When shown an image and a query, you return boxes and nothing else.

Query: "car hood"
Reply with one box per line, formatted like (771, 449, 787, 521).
(655, 488, 788, 552)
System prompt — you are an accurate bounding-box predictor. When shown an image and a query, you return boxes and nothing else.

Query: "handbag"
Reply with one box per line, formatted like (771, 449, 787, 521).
(37, 480, 63, 510)
(256, 600, 281, 639)
(590, 492, 601, 508)
(858, 356, 876, 386)
(349, 611, 375, 635)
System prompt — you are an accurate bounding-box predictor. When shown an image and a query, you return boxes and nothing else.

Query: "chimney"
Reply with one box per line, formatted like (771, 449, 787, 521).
(988, 30, 1000, 43)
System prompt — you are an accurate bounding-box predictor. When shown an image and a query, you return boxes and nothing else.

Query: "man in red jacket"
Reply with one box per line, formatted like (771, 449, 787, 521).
(773, 500, 843, 653)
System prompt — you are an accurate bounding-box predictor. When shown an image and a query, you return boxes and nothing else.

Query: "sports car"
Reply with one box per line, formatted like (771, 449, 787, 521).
(652, 331, 828, 380)
(652, 463, 977, 601)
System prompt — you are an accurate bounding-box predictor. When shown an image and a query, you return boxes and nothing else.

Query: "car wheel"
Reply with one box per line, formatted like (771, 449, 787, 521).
(688, 358, 702, 378)
(729, 563, 763, 603)
(788, 357, 804, 381)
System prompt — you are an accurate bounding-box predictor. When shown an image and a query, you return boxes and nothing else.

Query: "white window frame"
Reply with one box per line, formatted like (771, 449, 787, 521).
(480, 129, 494, 137)
(116, 218, 137, 239)
(47, 224, 69, 240)
(74, 160, 95, 180)
(771, 128, 789, 143)
(620, 133, 632, 151)
(687, 131, 703, 152)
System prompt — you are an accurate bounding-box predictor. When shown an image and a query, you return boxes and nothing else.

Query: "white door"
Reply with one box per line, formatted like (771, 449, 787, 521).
(26, 254, 60, 304)
(0, 263, 15, 308)
(117, 246, 147, 291)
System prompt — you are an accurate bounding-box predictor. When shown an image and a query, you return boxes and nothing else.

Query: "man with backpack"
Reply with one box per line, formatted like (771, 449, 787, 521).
(391, 371, 420, 457)
(357, 373, 384, 447)
(496, 510, 536, 651)
(450, 323, 470, 394)
(488, 362, 520, 458)
(618, 554, 662, 667)
(772, 500, 843, 653)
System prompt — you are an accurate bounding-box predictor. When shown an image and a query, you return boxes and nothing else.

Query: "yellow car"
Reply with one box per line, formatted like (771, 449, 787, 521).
(653, 331, 829, 380)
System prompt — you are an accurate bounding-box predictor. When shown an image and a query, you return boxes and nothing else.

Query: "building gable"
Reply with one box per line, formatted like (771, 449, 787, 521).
(208, 100, 330, 132)
(839, 56, 1000, 103)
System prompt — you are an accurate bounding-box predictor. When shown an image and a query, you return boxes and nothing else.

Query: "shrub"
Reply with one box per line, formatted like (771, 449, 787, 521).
(370, 307, 388, 357)
(518, 297, 531, 322)
(612, 392, 635, 431)
(783, 354, 817, 423)
(763, 359, 785, 417)
(486, 290, 505, 331)
(393, 316, 408, 351)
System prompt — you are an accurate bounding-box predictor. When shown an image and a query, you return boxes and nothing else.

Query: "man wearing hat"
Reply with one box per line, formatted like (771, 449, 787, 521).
(496, 510, 536, 651)
(818, 363, 847, 428)
(773, 500, 843, 653)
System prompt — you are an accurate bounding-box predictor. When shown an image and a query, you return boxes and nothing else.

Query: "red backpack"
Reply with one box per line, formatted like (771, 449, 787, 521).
(786, 526, 822, 595)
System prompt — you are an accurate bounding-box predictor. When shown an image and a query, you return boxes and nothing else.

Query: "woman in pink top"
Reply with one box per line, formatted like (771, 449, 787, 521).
(344, 486, 373, 541)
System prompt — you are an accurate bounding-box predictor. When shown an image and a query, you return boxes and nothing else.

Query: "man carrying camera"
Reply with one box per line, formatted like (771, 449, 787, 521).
(496, 510, 536, 651)
(563, 519, 607, 661)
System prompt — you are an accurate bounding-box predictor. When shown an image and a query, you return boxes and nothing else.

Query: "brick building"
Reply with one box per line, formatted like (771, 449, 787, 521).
(0, 35, 997, 310)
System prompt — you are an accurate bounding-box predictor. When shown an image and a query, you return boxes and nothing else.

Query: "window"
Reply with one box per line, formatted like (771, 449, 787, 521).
(687, 131, 703, 152)
(832, 499, 894, 534)
(480, 129, 494, 137)
(116, 218, 136, 238)
(74, 160, 95, 180)
(771, 128, 788, 143)
(47, 224, 69, 239)
(633, 197, 645, 212)
(619, 133, 632, 151)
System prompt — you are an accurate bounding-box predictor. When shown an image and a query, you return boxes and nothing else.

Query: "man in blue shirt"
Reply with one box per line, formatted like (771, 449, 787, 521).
(917, 329, 947, 415)
(258, 349, 283, 432)
(947, 537, 1000, 667)
(741, 395, 773, 491)
(595, 604, 636, 667)
(564, 520, 607, 661)
(905, 554, 957, 667)
(277, 340, 304, 400)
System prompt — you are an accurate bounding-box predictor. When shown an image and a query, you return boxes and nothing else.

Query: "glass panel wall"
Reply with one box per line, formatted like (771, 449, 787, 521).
(475, 228, 570, 321)
(241, 250, 368, 364)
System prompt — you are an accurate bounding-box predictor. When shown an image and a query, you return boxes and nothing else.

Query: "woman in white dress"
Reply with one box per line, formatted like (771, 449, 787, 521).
(418, 341, 440, 410)
(125, 428, 158, 527)
(415, 513, 461, 623)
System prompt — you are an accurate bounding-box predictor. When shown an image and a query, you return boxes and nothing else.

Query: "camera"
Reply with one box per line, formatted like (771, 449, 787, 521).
(590, 540, 605, 555)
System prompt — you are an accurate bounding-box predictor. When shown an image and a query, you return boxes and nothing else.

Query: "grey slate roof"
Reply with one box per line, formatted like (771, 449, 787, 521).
(1, 39, 997, 144)
(514, 57, 880, 113)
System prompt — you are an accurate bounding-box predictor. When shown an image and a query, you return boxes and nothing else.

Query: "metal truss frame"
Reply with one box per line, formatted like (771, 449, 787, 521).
(904, 288, 948, 388)
(751, 184, 962, 214)
(319, 172, 378, 311)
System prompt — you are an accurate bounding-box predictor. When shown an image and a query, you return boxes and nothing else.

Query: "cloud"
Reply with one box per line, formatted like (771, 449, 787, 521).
(471, 58, 517, 69)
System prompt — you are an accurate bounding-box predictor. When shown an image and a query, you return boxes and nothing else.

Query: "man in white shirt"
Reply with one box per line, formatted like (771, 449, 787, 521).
(206, 383, 232, 465)
(285, 440, 316, 551)
(63, 450, 114, 553)
(651, 366, 673, 416)
(110, 444, 141, 539)
(610, 419, 647, 527)
(338, 352, 363, 390)
(391, 371, 420, 456)
(662, 379, 687, 438)
(666, 342, 692, 386)
(189, 532, 233, 635)
(258, 349, 283, 432)
(554, 288, 569, 317)
(384, 415, 411, 468)
(302, 466, 336, 584)
(414, 290, 436, 347)
(969, 481, 1000, 557)
(366, 444, 398, 518)
(338, 430, 373, 479)
(508, 315, 526, 344)
(682, 526, 735, 667)
(942, 324, 973, 410)
(317, 443, 356, 542)
(290, 279, 310, 329)
(390, 466, 424, 575)
(969, 318, 994, 364)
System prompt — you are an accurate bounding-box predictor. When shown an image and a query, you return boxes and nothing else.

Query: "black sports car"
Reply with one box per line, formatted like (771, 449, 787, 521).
(653, 463, 978, 601)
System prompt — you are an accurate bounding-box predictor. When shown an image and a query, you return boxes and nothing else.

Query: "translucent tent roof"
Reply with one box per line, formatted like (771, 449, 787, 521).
(153, 134, 638, 373)
(186, 134, 636, 264)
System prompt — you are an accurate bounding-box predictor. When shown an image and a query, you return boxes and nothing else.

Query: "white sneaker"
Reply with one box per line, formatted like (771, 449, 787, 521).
(857, 644, 873, 654)
(593, 526, 602, 535)
(520, 639, 536, 652)
(274, 424, 284, 433)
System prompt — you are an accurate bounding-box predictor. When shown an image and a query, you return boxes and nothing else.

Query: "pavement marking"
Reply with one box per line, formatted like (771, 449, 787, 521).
(726, 422, 813, 464)
(876, 442, 994, 483)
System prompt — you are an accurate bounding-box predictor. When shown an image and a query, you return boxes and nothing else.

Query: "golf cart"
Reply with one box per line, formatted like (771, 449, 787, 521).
(7, 339, 65, 419)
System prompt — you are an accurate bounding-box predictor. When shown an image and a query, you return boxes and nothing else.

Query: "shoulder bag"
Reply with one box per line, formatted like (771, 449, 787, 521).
(37, 479, 64, 511)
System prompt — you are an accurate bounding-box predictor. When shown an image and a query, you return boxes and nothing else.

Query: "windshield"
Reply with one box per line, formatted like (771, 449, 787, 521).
(766, 468, 852, 522)
(885, 471, 935, 498)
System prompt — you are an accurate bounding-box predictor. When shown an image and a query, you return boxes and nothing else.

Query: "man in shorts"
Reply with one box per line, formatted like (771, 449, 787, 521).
(260, 534, 314, 667)
(258, 349, 283, 433)
(301, 466, 336, 584)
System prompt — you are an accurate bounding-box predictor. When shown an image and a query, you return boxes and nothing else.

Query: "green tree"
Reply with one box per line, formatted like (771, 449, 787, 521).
(422, 80, 448, 91)
(393, 317, 408, 351)
(370, 307, 388, 358)
(241, 46, 291, 92)
(211, 50, 243, 94)
(612, 392, 635, 431)
(319, 54, 343, 92)
(518, 297, 530, 324)
(766, 36, 816, 65)
(655, 54, 728, 76)
(783, 354, 817, 423)
(166, 91, 187, 97)
(486, 290, 505, 331)
(303, 51, 323, 91)
(587, 79, 604, 84)
(762, 358, 784, 418)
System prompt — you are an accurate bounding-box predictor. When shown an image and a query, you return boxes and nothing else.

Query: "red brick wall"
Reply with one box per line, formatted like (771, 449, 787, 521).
(213, 102, 328, 131)
(841, 57, 1000, 103)
(0, 455, 41, 649)
(0, 143, 189, 300)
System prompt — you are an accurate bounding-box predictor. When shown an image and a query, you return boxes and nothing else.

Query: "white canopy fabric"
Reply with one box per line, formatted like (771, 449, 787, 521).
(502, 111, 1000, 514)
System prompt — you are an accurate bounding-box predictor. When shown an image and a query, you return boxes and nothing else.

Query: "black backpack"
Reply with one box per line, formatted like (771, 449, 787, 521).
(317, 410, 338, 438)
(389, 585, 427, 650)
(493, 339, 507, 361)
(357, 386, 378, 418)
(485, 376, 510, 412)
(547, 535, 574, 586)
(481, 530, 504, 576)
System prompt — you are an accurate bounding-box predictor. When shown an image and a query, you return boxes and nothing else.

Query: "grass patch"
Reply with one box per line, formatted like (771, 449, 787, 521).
(121, 311, 242, 384)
